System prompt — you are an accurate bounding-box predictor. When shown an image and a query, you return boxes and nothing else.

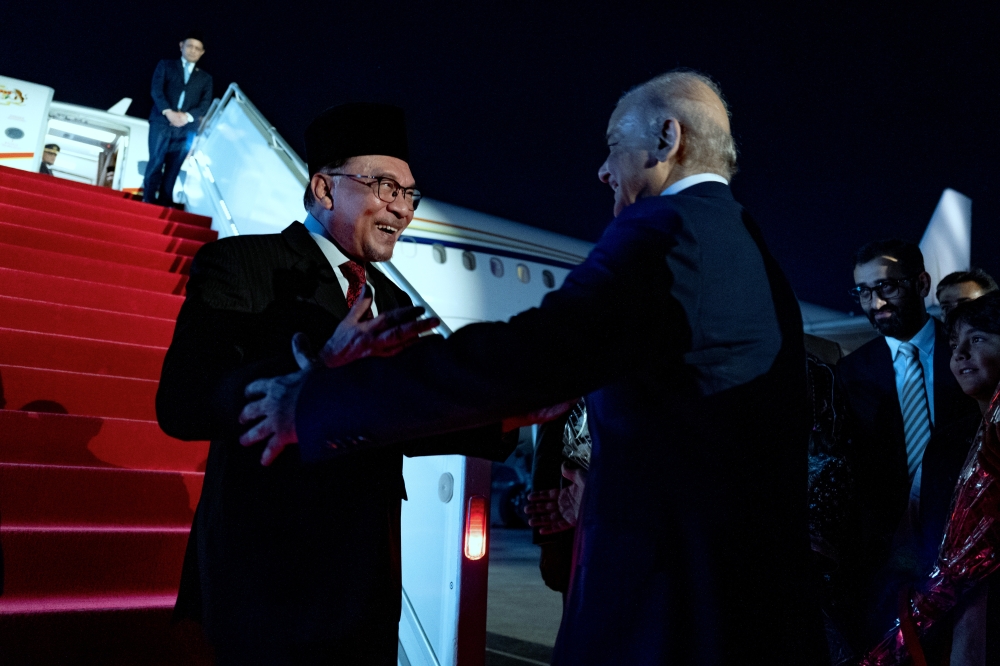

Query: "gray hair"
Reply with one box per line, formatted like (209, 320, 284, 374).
(302, 159, 347, 210)
(619, 69, 738, 179)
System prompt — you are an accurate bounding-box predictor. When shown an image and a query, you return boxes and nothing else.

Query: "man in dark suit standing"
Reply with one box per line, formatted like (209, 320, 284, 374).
(156, 103, 513, 665)
(143, 31, 212, 206)
(242, 71, 828, 665)
(836, 240, 980, 646)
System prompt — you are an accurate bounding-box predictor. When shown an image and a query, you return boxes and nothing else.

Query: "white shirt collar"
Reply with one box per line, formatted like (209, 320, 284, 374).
(303, 213, 352, 269)
(181, 57, 194, 71)
(885, 316, 936, 360)
(660, 173, 729, 196)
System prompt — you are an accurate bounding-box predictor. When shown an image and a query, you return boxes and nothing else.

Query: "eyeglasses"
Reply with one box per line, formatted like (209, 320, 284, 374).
(849, 277, 918, 303)
(329, 173, 422, 210)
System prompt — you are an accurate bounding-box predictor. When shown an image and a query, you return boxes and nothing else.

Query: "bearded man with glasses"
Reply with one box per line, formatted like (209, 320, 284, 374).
(156, 103, 514, 665)
(835, 238, 980, 654)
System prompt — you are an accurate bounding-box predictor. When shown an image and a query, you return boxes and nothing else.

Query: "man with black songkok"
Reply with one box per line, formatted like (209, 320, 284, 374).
(156, 103, 514, 665)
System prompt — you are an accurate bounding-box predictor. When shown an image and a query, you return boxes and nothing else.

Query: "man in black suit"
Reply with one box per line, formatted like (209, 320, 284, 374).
(836, 240, 980, 646)
(143, 32, 213, 206)
(242, 71, 828, 665)
(156, 103, 513, 665)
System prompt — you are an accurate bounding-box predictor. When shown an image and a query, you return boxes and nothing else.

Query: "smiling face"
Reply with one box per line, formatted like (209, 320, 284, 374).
(853, 256, 929, 340)
(950, 321, 1000, 410)
(598, 103, 667, 217)
(321, 155, 415, 262)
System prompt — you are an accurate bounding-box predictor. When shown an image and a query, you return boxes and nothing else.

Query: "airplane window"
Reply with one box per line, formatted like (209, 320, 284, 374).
(542, 270, 555, 289)
(432, 244, 447, 264)
(490, 257, 504, 278)
(462, 251, 476, 271)
(516, 264, 530, 283)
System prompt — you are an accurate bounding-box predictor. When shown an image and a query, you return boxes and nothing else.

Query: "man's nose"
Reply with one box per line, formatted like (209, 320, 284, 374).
(598, 161, 610, 184)
(871, 293, 888, 309)
(386, 194, 412, 217)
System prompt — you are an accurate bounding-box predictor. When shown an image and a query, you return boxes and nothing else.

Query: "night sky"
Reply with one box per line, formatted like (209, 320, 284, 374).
(6, 2, 997, 313)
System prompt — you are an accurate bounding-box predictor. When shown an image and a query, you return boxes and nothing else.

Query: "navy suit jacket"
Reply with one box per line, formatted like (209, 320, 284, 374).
(296, 183, 829, 665)
(148, 58, 213, 127)
(836, 322, 979, 570)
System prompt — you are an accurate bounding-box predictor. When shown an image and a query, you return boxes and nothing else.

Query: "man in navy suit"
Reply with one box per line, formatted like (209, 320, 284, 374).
(143, 32, 213, 205)
(836, 239, 980, 648)
(241, 70, 828, 664)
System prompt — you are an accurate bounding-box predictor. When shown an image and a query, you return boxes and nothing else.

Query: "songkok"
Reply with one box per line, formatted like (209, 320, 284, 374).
(183, 29, 205, 46)
(304, 102, 409, 177)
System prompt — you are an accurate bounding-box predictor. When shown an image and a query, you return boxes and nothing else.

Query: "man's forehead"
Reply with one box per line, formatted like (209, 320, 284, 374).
(854, 256, 907, 283)
(606, 104, 648, 139)
(346, 154, 413, 181)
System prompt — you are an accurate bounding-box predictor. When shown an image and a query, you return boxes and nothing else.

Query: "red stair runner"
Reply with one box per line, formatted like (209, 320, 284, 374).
(0, 167, 216, 664)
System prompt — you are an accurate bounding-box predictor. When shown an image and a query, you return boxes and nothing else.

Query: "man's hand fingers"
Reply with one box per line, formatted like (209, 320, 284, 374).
(365, 306, 427, 335)
(346, 294, 374, 324)
(372, 317, 440, 352)
(527, 489, 560, 502)
(239, 418, 273, 447)
(291, 333, 315, 371)
(260, 439, 288, 467)
(239, 396, 267, 424)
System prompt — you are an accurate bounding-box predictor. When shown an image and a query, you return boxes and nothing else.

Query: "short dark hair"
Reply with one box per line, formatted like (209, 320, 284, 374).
(936, 269, 999, 297)
(302, 158, 347, 210)
(853, 238, 925, 276)
(946, 290, 1000, 337)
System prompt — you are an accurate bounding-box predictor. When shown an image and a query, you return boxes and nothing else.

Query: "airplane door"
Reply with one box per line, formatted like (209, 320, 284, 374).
(0, 75, 53, 173)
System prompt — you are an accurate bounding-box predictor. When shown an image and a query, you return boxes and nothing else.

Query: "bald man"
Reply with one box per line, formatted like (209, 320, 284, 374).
(242, 70, 827, 665)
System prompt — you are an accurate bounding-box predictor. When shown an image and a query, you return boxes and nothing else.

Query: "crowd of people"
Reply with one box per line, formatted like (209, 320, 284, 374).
(148, 41, 1000, 665)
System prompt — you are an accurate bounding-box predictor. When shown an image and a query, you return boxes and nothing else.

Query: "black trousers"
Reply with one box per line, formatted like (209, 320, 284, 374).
(143, 121, 191, 204)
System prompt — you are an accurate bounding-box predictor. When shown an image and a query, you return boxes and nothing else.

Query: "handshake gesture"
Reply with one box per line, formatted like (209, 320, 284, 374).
(238, 291, 439, 465)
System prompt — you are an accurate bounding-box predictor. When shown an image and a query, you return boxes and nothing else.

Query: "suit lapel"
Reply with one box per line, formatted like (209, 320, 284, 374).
(281, 222, 350, 320)
(368, 264, 403, 313)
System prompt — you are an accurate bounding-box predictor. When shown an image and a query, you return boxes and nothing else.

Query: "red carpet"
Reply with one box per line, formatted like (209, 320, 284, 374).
(0, 165, 216, 664)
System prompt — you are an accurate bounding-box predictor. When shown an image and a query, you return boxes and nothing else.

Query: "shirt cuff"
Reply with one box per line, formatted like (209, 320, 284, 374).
(185, 112, 194, 123)
(162, 109, 172, 115)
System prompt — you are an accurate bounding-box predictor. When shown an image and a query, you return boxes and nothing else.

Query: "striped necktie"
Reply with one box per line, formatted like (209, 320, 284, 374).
(898, 342, 931, 479)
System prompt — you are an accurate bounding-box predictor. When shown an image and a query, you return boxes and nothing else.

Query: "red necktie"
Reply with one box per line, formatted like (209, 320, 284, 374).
(339, 260, 374, 321)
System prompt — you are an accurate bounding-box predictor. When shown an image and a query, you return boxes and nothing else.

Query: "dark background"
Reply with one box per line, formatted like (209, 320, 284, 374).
(4, 1, 997, 312)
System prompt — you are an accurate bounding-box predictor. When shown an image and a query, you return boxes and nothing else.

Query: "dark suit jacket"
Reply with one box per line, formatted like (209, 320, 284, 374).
(295, 183, 829, 665)
(156, 222, 511, 664)
(148, 58, 213, 127)
(837, 323, 978, 566)
(835, 321, 979, 640)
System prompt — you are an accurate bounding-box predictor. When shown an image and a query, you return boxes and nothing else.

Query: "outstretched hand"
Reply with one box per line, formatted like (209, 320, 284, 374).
(318, 291, 440, 368)
(239, 333, 314, 466)
(238, 296, 441, 466)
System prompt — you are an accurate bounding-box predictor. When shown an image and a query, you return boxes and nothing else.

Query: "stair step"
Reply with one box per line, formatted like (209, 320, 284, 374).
(0, 203, 211, 250)
(0, 267, 183, 318)
(0, 163, 128, 198)
(0, 176, 214, 229)
(0, 364, 158, 420)
(0, 241, 189, 294)
(0, 327, 165, 379)
(0, 410, 208, 471)
(0, 463, 202, 527)
(0, 294, 175, 346)
(0, 525, 188, 598)
(0, 602, 215, 666)
(0, 220, 194, 274)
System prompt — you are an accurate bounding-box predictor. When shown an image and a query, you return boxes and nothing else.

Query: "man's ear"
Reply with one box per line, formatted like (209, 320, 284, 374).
(917, 271, 932, 299)
(310, 174, 334, 211)
(651, 118, 681, 163)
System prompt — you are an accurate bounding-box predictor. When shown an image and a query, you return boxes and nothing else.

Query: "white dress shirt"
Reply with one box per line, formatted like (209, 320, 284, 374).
(660, 173, 730, 196)
(302, 213, 378, 316)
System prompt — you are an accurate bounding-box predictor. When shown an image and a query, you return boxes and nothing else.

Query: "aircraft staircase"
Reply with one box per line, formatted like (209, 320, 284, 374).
(0, 165, 215, 664)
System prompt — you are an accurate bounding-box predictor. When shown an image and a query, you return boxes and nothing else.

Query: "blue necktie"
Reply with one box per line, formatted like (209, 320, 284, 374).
(899, 342, 931, 480)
